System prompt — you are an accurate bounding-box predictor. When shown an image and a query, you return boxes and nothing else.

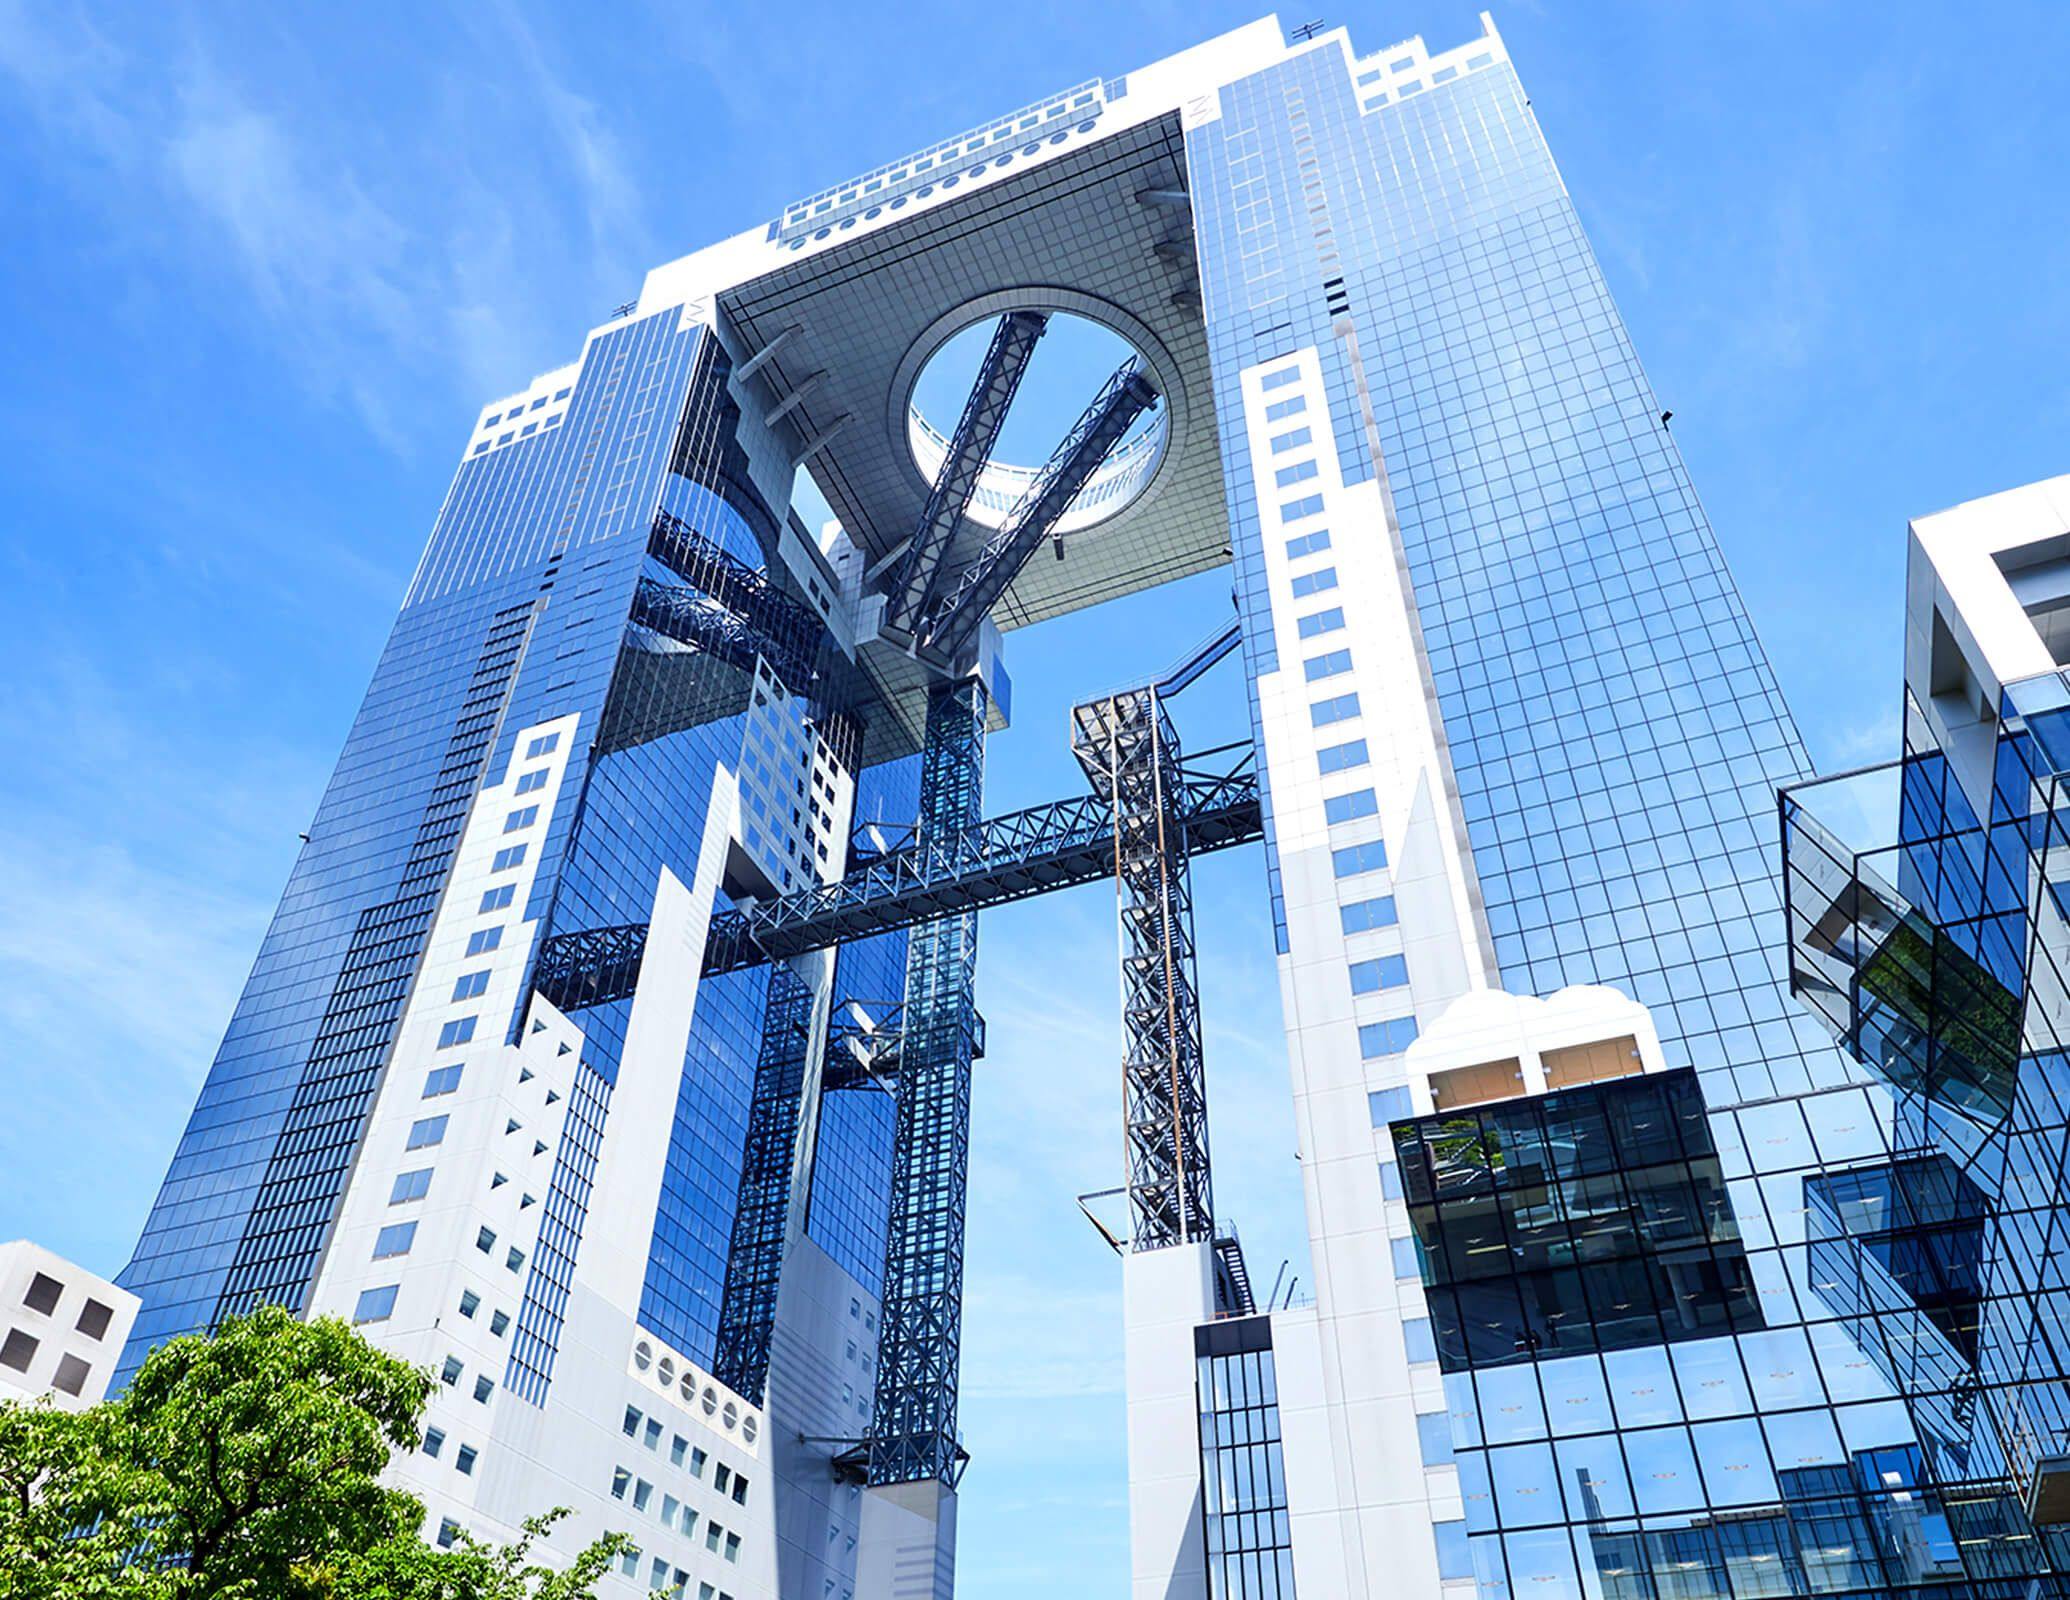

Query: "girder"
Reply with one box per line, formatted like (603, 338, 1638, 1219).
(528, 752, 1262, 1010)
(712, 966, 817, 1406)
(869, 678, 987, 1487)
(647, 510, 825, 694)
(914, 357, 1161, 666)
(884, 310, 1050, 635)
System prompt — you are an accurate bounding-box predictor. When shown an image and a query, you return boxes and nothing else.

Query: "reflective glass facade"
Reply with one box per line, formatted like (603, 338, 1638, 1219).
(115, 311, 901, 1414)
(1188, 27, 2070, 1600)
(1197, 1316, 1296, 1600)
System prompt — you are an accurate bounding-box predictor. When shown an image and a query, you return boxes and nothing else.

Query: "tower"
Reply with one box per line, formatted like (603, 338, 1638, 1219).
(110, 14, 2066, 1599)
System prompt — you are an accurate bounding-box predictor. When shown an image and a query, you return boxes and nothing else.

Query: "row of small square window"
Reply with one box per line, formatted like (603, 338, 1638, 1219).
(482, 392, 570, 431)
(617, 1543, 734, 1600)
(0, 1328, 93, 1394)
(17, 1272, 115, 1337)
(470, 412, 563, 455)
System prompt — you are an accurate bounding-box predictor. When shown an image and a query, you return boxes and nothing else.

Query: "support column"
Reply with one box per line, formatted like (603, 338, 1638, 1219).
(1073, 686, 1215, 1250)
(713, 961, 819, 1405)
(869, 678, 986, 1491)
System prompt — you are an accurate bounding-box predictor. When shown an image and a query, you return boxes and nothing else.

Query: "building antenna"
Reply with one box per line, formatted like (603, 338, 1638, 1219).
(1290, 19, 1327, 42)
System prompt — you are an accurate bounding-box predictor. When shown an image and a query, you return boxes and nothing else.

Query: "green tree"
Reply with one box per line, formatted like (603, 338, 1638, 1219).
(0, 1307, 633, 1600)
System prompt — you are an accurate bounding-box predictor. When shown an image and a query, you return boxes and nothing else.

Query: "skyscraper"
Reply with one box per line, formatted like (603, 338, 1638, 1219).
(110, 12, 2068, 1599)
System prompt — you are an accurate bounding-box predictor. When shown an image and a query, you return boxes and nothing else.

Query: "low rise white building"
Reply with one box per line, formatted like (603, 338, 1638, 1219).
(0, 1241, 138, 1409)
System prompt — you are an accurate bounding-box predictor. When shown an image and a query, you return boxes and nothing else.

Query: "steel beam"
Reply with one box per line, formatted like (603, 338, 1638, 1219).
(885, 311, 1049, 635)
(712, 965, 818, 1406)
(869, 678, 987, 1487)
(916, 358, 1159, 666)
(529, 753, 1263, 1008)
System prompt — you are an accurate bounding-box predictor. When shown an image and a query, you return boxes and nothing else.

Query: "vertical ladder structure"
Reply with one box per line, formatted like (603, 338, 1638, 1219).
(1072, 681, 1215, 1252)
(713, 963, 818, 1406)
(869, 678, 988, 1487)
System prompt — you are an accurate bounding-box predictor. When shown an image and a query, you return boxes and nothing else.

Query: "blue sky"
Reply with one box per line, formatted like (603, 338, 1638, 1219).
(1, 0, 2065, 1590)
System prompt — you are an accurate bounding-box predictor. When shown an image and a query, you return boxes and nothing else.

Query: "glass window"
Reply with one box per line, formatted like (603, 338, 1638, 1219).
(1404, 1317, 1437, 1363)
(1297, 606, 1345, 638)
(1311, 692, 1360, 726)
(1325, 788, 1378, 824)
(478, 884, 516, 913)
(1369, 1086, 1412, 1124)
(1270, 426, 1312, 453)
(1433, 1520, 1472, 1580)
(491, 844, 527, 872)
(1333, 839, 1388, 876)
(1305, 648, 1353, 682)
(1360, 1017, 1420, 1058)
(514, 769, 549, 795)
(456, 1445, 478, 1476)
(352, 1285, 398, 1324)
(1392, 1234, 1423, 1279)
(1340, 895, 1398, 933)
(372, 1222, 416, 1260)
(436, 1017, 475, 1049)
(1318, 739, 1368, 774)
(1350, 955, 1409, 993)
(1417, 1410, 1455, 1465)
(405, 1115, 449, 1150)
(451, 971, 489, 1001)
(465, 926, 503, 955)
(1286, 528, 1332, 559)
(1290, 567, 1337, 598)
(525, 732, 560, 758)
(503, 806, 539, 832)
(1264, 395, 1306, 422)
(1274, 459, 1319, 489)
(423, 1427, 445, 1458)
(1280, 493, 1325, 522)
(389, 1168, 432, 1204)
(423, 1065, 463, 1097)
(1260, 365, 1301, 391)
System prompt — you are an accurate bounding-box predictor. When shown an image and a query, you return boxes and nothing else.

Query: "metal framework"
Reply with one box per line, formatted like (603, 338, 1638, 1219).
(821, 1004, 987, 1092)
(529, 751, 1261, 1009)
(914, 358, 1160, 666)
(647, 510, 826, 693)
(883, 310, 1050, 637)
(1072, 683, 1215, 1251)
(869, 678, 987, 1487)
(712, 966, 818, 1406)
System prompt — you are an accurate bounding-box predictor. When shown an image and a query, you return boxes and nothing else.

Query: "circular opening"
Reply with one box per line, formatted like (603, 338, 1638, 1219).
(701, 1386, 718, 1417)
(722, 1401, 739, 1431)
(907, 310, 1167, 536)
(741, 1414, 759, 1445)
(657, 1356, 675, 1387)
(633, 1341, 652, 1372)
(679, 1372, 696, 1404)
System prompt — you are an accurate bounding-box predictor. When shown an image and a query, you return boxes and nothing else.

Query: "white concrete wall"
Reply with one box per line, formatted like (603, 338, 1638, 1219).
(0, 1240, 137, 1409)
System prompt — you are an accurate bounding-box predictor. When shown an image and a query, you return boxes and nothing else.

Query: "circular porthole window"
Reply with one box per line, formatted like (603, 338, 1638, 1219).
(906, 309, 1168, 537)
(633, 1341, 653, 1372)
(657, 1356, 675, 1388)
(722, 1401, 739, 1431)
(741, 1414, 759, 1446)
(701, 1386, 718, 1418)
(679, 1372, 696, 1404)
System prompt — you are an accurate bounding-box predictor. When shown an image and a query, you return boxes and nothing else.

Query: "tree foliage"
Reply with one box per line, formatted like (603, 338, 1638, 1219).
(0, 1308, 631, 1600)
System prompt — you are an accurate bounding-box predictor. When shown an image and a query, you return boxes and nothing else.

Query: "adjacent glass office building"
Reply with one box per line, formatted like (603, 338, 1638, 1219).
(107, 11, 2070, 1598)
